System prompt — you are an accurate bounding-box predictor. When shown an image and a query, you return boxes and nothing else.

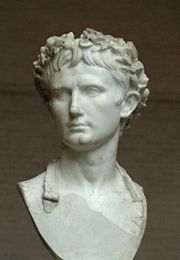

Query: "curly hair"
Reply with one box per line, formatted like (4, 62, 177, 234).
(33, 28, 149, 132)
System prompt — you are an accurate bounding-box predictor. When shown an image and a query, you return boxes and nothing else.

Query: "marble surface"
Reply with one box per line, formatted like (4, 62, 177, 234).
(0, 95, 179, 260)
(0, 1, 179, 259)
(17, 28, 149, 259)
(18, 160, 146, 260)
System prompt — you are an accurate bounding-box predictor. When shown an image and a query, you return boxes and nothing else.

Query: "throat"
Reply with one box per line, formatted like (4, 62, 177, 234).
(56, 129, 120, 193)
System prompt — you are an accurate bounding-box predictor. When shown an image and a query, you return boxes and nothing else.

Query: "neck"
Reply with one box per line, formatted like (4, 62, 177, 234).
(57, 128, 120, 194)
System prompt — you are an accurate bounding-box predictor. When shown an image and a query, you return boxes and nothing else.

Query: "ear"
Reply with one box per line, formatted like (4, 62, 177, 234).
(120, 91, 140, 118)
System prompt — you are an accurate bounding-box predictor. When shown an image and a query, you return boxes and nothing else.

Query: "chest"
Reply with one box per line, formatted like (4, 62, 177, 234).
(28, 193, 143, 260)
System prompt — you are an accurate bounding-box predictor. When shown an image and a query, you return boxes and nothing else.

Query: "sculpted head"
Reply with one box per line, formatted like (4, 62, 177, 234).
(33, 28, 149, 150)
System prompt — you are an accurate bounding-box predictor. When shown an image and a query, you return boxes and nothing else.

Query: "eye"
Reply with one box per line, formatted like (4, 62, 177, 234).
(85, 86, 104, 97)
(52, 88, 71, 101)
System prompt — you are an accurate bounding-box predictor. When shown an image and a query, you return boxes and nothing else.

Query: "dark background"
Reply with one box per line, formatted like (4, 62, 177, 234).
(0, 0, 179, 259)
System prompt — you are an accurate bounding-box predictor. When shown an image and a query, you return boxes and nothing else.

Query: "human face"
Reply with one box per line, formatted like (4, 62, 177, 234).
(49, 62, 125, 151)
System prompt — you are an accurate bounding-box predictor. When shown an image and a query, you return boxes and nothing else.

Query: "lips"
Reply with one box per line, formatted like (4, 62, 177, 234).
(70, 123, 86, 127)
(68, 121, 87, 127)
(68, 122, 89, 131)
(70, 124, 88, 129)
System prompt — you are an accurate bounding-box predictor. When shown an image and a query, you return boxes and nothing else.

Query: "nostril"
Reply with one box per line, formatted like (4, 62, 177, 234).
(70, 106, 81, 117)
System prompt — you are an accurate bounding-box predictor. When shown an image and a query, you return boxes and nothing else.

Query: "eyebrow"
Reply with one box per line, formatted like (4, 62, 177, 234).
(52, 83, 107, 90)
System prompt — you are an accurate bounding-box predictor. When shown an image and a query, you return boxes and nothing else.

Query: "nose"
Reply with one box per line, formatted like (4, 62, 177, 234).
(69, 90, 83, 117)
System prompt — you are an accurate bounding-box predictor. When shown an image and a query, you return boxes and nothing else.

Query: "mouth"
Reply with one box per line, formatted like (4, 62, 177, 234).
(68, 122, 89, 131)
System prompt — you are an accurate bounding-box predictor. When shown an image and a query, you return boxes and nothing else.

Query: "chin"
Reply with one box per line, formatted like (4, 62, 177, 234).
(63, 134, 100, 152)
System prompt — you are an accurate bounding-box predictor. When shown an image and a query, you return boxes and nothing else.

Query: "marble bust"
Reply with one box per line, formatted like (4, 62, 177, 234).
(18, 28, 149, 260)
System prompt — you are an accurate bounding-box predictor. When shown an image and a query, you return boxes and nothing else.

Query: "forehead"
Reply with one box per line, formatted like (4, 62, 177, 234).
(50, 62, 118, 88)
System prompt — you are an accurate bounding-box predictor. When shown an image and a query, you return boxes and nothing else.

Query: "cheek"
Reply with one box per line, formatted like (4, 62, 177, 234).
(93, 98, 120, 119)
(92, 108, 120, 132)
(50, 100, 69, 123)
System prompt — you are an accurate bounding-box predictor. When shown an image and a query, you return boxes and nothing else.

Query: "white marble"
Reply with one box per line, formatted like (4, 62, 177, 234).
(18, 28, 149, 260)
